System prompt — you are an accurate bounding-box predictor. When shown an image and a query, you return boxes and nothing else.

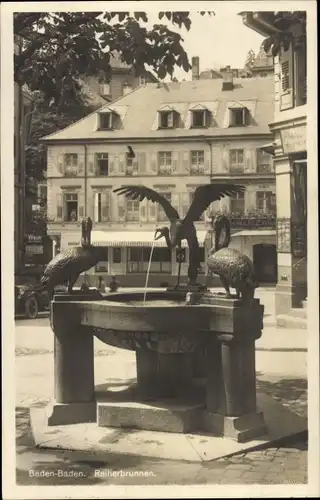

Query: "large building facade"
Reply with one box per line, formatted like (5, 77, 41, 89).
(241, 11, 307, 324)
(14, 36, 33, 276)
(42, 73, 276, 287)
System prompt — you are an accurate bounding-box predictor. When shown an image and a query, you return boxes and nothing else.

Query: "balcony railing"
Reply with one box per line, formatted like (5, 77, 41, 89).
(208, 211, 276, 229)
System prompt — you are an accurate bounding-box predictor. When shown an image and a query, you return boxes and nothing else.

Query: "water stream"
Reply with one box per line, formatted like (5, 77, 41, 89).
(143, 239, 156, 304)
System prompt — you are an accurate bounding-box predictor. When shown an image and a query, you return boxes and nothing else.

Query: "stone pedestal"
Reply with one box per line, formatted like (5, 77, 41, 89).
(203, 297, 267, 442)
(46, 294, 97, 425)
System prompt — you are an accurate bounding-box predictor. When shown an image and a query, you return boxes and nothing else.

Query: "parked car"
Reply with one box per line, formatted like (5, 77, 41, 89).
(14, 276, 51, 319)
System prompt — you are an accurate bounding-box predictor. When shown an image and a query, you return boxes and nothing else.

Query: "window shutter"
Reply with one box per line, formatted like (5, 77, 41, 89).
(56, 193, 63, 220)
(203, 149, 211, 175)
(93, 192, 99, 222)
(244, 149, 253, 173)
(221, 147, 230, 172)
(280, 45, 294, 110)
(101, 191, 110, 221)
(172, 151, 179, 174)
(139, 199, 147, 222)
(78, 158, 84, 175)
(58, 155, 64, 175)
(181, 193, 190, 218)
(119, 153, 125, 175)
(148, 201, 156, 222)
(185, 110, 192, 129)
(171, 193, 180, 214)
(150, 152, 158, 174)
(180, 150, 190, 174)
(117, 195, 126, 222)
(88, 154, 95, 175)
(78, 193, 85, 219)
(138, 152, 146, 174)
(132, 158, 139, 175)
(109, 154, 115, 175)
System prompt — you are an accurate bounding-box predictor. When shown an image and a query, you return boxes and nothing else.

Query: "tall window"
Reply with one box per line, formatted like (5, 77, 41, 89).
(64, 193, 78, 221)
(95, 153, 109, 176)
(93, 192, 110, 222)
(257, 150, 272, 173)
(126, 152, 135, 174)
(189, 191, 204, 220)
(158, 151, 172, 174)
(38, 184, 47, 203)
(230, 192, 245, 215)
(157, 192, 171, 221)
(230, 149, 244, 173)
(190, 150, 204, 174)
(64, 154, 78, 175)
(257, 191, 276, 213)
(126, 200, 140, 221)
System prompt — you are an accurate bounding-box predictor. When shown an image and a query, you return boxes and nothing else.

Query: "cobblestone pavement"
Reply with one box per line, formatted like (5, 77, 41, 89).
(14, 297, 309, 486)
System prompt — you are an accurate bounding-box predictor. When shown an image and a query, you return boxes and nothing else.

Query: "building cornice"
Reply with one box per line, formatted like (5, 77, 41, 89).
(42, 133, 272, 146)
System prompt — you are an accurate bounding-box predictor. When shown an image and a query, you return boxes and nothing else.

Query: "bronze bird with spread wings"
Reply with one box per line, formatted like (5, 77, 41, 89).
(114, 183, 245, 285)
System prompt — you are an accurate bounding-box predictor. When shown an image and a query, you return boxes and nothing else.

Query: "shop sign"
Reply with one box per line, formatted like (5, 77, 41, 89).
(280, 125, 306, 154)
(26, 234, 43, 243)
(25, 244, 44, 255)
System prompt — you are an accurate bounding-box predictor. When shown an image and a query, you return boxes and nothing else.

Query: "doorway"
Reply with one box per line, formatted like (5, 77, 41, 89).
(253, 244, 277, 283)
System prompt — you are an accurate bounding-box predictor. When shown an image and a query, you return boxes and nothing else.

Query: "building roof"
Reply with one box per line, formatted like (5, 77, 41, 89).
(41, 76, 274, 142)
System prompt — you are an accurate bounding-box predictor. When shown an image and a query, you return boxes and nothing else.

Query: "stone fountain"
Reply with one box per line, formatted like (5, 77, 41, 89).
(41, 287, 266, 443)
(29, 188, 307, 461)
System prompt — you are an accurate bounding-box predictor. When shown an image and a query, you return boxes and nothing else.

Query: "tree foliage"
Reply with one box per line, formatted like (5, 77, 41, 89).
(14, 11, 214, 109)
(262, 11, 306, 56)
(244, 49, 256, 70)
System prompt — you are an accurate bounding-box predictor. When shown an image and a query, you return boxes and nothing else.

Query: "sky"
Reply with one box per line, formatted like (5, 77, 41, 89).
(139, 11, 265, 80)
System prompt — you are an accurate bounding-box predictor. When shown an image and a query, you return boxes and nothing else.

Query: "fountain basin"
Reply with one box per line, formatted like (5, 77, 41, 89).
(66, 290, 263, 354)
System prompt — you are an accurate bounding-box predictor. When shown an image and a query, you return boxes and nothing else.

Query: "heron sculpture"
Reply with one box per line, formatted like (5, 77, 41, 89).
(114, 184, 245, 285)
(37, 217, 106, 294)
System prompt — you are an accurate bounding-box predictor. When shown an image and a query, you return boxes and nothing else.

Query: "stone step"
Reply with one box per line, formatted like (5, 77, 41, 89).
(276, 314, 307, 330)
(290, 308, 307, 319)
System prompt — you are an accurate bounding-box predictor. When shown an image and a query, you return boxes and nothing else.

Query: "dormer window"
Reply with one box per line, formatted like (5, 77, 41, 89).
(98, 108, 119, 131)
(192, 110, 207, 127)
(189, 104, 210, 128)
(160, 111, 174, 129)
(99, 83, 110, 96)
(98, 112, 113, 130)
(228, 103, 249, 127)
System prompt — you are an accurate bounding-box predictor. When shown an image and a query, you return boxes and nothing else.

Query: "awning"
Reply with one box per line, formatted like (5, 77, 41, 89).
(232, 229, 276, 238)
(91, 230, 208, 248)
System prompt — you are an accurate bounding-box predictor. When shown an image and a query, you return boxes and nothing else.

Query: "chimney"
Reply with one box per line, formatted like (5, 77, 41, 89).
(192, 57, 200, 80)
(222, 68, 234, 91)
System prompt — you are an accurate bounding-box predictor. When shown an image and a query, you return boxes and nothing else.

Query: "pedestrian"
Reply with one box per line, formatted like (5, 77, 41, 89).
(98, 276, 105, 293)
(109, 275, 120, 293)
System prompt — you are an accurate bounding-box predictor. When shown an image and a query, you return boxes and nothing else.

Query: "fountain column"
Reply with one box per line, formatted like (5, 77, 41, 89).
(203, 297, 267, 442)
(46, 294, 96, 425)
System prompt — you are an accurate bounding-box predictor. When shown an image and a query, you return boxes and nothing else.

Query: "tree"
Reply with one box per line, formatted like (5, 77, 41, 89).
(262, 11, 306, 56)
(14, 11, 214, 110)
(244, 49, 256, 70)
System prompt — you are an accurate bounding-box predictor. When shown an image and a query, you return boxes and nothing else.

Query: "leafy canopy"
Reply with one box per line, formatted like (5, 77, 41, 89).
(14, 11, 214, 108)
(262, 11, 306, 56)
